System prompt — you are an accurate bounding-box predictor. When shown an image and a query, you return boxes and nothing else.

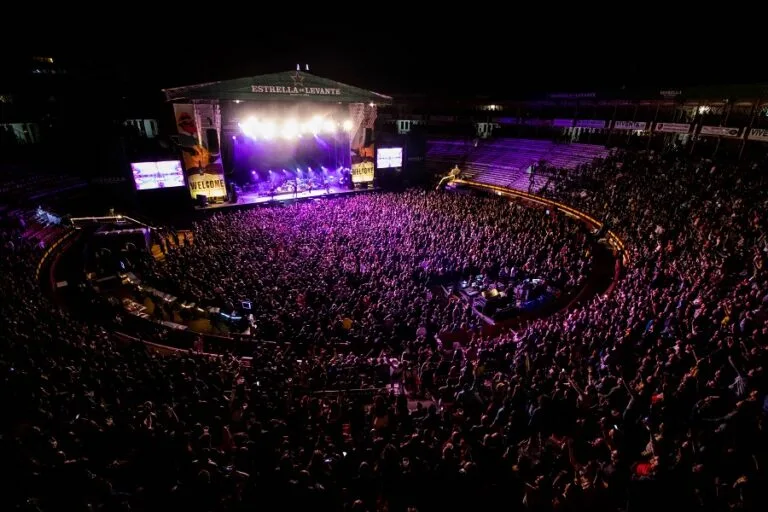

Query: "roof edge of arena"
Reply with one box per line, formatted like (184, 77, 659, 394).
(163, 70, 392, 105)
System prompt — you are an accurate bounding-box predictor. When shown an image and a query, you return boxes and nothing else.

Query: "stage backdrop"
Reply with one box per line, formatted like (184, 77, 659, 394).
(173, 103, 227, 199)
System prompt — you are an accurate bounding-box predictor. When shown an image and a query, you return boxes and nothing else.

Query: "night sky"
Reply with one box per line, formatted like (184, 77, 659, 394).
(9, 20, 766, 98)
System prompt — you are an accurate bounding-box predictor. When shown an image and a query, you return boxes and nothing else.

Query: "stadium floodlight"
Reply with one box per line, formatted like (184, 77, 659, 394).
(342, 119, 353, 132)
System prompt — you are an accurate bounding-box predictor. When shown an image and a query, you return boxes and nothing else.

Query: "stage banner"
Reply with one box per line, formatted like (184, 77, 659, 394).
(195, 104, 216, 131)
(699, 125, 742, 138)
(614, 121, 649, 131)
(747, 128, 768, 142)
(576, 119, 606, 129)
(187, 169, 227, 199)
(173, 104, 198, 145)
(351, 161, 375, 183)
(553, 118, 574, 127)
(655, 122, 691, 134)
(180, 143, 227, 199)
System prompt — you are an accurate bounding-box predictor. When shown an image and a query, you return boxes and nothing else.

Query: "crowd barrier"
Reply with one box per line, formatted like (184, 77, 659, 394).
(35, 228, 76, 281)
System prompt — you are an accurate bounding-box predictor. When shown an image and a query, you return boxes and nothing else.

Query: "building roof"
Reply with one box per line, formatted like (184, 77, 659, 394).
(163, 70, 392, 105)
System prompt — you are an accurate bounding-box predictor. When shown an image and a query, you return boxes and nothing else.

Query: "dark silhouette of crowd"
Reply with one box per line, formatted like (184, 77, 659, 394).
(1, 148, 766, 512)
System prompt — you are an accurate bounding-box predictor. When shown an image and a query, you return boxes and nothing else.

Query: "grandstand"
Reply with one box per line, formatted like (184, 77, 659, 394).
(427, 138, 610, 192)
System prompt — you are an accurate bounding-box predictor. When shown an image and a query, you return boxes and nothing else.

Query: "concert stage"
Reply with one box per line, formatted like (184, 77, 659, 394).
(162, 70, 391, 208)
(196, 185, 375, 210)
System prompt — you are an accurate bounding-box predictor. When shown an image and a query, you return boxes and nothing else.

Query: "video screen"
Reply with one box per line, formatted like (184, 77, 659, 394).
(376, 147, 403, 169)
(131, 161, 185, 190)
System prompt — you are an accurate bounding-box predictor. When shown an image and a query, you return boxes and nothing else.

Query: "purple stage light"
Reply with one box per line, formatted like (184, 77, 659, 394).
(232, 135, 236, 140)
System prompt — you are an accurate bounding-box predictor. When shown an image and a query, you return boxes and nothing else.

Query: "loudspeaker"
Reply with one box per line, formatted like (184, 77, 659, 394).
(364, 128, 374, 146)
(196, 194, 208, 208)
(206, 128, 220, 154)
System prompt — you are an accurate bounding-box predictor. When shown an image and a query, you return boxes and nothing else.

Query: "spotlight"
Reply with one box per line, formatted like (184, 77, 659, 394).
(251, 170, 256, 174)
(342, 119, 353, 132)
(323, 119, 336, 133)
(232, 135, 237, 140)
(307, 167, 312, 173)
(296, 168, 302, 173)
(307, 116, 323, 134)
(281, 119, 299, 139)
(239, 117, 259, 139)
(261, 120, 276, 140)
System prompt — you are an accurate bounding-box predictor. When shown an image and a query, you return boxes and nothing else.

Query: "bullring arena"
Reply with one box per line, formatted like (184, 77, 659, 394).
(3, 70, 768, 512)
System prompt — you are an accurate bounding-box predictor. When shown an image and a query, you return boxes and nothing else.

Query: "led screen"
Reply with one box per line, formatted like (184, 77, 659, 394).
(131, 161, 185, 190)
(376, 147, 403, 169)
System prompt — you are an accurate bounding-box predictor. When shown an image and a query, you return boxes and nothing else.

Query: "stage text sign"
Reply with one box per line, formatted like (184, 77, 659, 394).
(251, 85, 341, 96)
(188, 171, 227, 199)
(351, 162, 375, 183)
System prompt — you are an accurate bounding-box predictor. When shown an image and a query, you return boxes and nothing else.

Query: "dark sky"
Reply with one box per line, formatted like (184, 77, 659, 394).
(13, 19, 767, 98)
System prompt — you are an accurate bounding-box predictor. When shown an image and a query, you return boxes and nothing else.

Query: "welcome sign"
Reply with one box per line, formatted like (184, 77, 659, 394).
(351, 161, 375, 183)
(188, 171, 227, 199)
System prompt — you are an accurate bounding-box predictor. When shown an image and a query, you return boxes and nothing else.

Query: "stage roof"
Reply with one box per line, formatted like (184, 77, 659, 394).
(163, 70, 392, 105)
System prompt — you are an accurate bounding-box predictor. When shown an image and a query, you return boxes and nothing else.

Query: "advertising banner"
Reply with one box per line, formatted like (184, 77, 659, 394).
(747, 128, 768, 142)
(655, 122, 691, 134)
(179, 140, 227, 199)
(699, 126, 741, 138)
(613, 121, 649, 131)
(173, 104, 198, 142)
(173, 103, 226, 200)
(576, 119, 606, 129)
(351, 161, 375, 183)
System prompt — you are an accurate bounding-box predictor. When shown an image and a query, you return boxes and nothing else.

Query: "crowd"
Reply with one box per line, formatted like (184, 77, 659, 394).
(0, 148, 766, 511)
(141, 191, 591, 346)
